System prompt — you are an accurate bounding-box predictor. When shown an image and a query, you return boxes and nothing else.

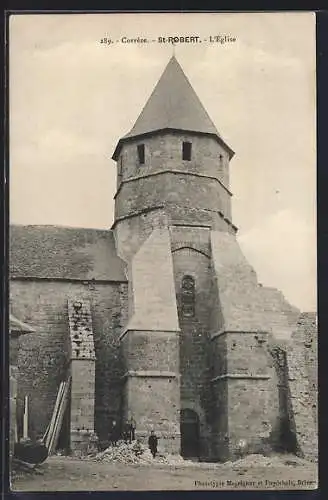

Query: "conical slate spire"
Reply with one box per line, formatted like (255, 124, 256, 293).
(124, 55, 221, 139)
(112, 56, 233, 159)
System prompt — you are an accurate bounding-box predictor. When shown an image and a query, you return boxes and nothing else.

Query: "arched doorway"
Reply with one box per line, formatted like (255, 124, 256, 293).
(180, 409, 200, 458)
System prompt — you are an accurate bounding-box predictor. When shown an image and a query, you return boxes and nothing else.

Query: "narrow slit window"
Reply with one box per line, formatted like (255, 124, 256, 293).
(182, 142, 192, 161)
(181, 275, 195, 317)
(137, 144, 145, 164)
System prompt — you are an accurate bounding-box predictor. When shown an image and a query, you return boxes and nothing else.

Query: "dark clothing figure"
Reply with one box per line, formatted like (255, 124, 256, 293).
(123, 421, 131, 443)
(124, 417, 136, 443)
(130, 418, 136, 441)
(148, 432, 158, 458)
(110, 421, 119, 446)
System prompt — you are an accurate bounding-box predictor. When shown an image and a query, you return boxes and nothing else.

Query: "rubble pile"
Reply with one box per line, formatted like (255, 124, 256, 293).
(95, 441, 153, 464)
(93, 441, 193, 466)
(92, 443, 310, 469)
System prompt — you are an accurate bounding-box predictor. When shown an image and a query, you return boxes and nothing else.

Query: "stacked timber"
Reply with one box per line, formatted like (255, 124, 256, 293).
(43, 377, 71, 455)
(13, 378, 71, 466)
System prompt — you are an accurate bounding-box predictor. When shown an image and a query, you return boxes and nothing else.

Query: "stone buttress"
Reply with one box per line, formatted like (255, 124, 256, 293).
(209, 231, 300, 460)
(68, 298, 97, 454)
(119, 229, 181, 453)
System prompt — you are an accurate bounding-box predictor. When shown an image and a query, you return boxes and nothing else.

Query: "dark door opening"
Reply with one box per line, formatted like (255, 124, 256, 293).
(180, 409, 200, 458)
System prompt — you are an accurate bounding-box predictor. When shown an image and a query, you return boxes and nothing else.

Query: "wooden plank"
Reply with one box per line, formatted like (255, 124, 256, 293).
(42, 415, 53, 446)
(48, 377, 71, 455)
(47, 384, 65, 454)
(47, 381, 65, 448)
(23, 396, 28, 439)
(14, 418, 18, 444)
(42, 421, 50, 444)
(49, 377, 71, 454)
(44, 383, 62, 448)
(44, 382, 65, 449)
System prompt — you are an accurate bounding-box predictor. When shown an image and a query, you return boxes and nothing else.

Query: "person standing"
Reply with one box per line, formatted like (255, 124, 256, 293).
(111, 420, 119, 446)
(130, 416, 136, 441)
(123, 420, 130, 443)
(148, 430, 158, 458)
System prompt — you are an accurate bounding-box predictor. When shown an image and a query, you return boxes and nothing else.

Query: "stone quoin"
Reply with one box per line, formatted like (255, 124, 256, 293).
(10, 56, 317, 461)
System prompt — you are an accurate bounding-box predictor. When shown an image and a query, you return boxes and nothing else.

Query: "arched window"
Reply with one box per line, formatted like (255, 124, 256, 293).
(181, 275, 195, 317)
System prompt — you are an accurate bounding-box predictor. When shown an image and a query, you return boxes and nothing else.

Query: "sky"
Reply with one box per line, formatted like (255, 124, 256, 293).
(9, 12, 316, 312)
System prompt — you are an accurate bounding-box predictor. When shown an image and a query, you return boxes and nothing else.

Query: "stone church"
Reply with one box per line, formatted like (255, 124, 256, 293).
(10, 56, 317, 462)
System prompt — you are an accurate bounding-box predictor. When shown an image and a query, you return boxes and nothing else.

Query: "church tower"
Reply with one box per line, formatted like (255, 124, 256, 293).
(112, 56, 236, 262)
(112, 56, 299, 460)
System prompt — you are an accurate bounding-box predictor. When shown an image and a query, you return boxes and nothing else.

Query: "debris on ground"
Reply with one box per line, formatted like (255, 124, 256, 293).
(92, 441, 193, 466)
(10, 458, 47, 480)
(222, 453, 311, 469)
(77, 442, 313, 470)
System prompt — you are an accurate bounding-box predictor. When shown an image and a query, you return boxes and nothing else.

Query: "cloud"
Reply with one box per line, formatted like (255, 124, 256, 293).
(238, 209, 316, 311)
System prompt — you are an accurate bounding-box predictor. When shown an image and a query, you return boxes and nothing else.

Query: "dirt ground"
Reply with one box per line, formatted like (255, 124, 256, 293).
(11, 456, 318, 491)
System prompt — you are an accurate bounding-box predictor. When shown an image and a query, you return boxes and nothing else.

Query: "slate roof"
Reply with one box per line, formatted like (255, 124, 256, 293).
(10, 225, 127, 282)
(113, 56, 234, 159)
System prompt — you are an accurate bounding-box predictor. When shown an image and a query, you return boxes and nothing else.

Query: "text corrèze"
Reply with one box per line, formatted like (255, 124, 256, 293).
(100, 35, 236, 45)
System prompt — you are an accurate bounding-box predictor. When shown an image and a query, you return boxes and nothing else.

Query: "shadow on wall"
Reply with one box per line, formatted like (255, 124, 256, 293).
(268, 344, 301, 456)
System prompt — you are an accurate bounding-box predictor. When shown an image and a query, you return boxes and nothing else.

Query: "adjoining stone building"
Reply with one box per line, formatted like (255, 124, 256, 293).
(10, 56, 317, 461)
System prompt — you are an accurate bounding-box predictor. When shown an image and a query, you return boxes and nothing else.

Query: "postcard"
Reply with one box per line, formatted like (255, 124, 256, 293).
(8, 11, 317, 491)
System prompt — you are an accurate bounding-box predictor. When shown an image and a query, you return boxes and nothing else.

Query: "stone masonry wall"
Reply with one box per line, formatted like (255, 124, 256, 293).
(10, 279, 128, 442)
(208, 263, 228, 461)
(210, 231, 300, 339)
(285, 313, 318, 461)
(226, 333, 280, 452)
(298, 313, 318, 426)
(169, 206, 235, 233)
(67, 298, 97, 453)
(118, 132, 231, 188)
(121, 331, 179, 373)
(121, 329, 180, 454)
(124, 369, 180, 454)
(210, 331, 280, 460)
(10, 365, 18, 456)
(226, 377, 277, 454)
(123, 228, 179, 332)
(268, 344, 295, 452)
(115, 172, 231, 222)
(209, 230, 301, 459)
(171, 241, 213, 458)
(120, 228, 180, 453)
(113, 208, 169, 263)
(114, 206, 235, 267)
